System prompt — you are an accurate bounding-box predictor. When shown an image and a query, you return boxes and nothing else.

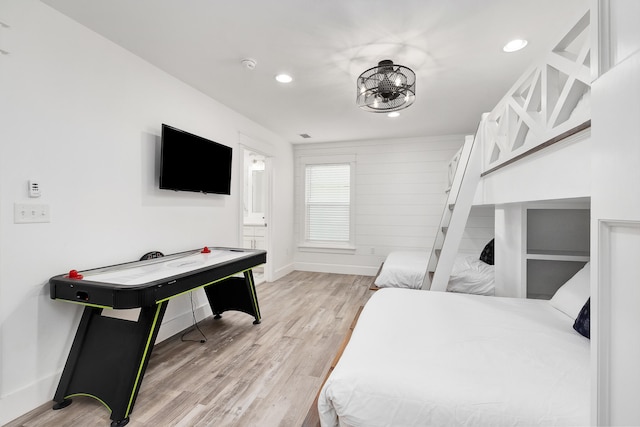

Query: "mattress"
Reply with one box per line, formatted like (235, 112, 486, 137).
(374, 251, 428, 289)
(374, 251, 494, 294)
(318, 289, 590, 427)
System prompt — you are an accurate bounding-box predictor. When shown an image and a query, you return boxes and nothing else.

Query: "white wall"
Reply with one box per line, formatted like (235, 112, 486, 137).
(461, 205, 495, 255)
(0, 1, 294, 423)
(293, 136, 494, 275)
(591, 0, 640, 421)
(605, 0, 640, 69)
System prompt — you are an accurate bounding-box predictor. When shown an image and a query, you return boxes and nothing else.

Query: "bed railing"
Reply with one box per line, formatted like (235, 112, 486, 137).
(481, 10, 591, 174)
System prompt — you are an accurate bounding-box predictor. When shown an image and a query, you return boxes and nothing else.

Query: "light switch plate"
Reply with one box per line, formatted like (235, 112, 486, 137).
(14, 203, 50, 223)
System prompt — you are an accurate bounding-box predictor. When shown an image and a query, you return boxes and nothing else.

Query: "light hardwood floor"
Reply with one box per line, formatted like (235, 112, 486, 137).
(5, 271, 374, 427)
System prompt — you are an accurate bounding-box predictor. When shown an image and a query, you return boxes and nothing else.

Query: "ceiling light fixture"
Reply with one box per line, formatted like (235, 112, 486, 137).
(387, 112, 400, 118)
(356, 59, 416, 113)
(275, 73, 293, 83)
(503, 39, 528, 52)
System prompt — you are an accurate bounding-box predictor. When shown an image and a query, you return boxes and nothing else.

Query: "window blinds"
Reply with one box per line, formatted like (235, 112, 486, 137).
(304, 163, 350, 242)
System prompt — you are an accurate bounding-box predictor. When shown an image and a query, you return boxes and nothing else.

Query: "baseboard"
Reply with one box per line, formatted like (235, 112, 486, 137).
(293, 262, 378, 276)
(273, 262, 295, 281)
(156, 302, 212, 343)
(0, 371, 59, 425)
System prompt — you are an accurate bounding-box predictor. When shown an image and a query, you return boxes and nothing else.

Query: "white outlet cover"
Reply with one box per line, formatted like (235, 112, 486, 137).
(14, 203, 50, 223)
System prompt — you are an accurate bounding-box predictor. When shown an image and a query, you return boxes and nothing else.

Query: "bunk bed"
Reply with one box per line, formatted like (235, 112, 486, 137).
(318, 264, 591, 427)
(372, 242, 495, 295)
(372, 135, 495, 295)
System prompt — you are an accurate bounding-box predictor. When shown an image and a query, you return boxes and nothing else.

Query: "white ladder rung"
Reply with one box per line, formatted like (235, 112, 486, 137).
(423, 117, 487, 291)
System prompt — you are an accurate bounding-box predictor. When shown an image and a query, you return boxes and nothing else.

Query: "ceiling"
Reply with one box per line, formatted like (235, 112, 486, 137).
(41, 0, 587, 144)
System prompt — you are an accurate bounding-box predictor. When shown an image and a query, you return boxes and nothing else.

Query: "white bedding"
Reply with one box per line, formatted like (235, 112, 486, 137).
(318, 289, 590, 427)
(374, 251, 428, 289)
(374, 251, 495, 295)
(447, 254, 495, 295)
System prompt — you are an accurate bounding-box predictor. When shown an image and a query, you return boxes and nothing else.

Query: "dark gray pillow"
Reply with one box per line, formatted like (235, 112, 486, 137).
(479, 239, 494, 265)
(573, 298, 590, 339)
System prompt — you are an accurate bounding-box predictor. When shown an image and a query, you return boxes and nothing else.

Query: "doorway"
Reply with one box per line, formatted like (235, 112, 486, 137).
(241, 149, 269, 283)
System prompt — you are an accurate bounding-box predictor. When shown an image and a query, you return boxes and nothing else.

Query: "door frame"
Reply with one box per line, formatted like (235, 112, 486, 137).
(238, 136, 273, 282)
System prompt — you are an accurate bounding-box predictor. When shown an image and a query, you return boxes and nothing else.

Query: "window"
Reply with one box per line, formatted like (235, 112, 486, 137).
(299, 156, 355, 251)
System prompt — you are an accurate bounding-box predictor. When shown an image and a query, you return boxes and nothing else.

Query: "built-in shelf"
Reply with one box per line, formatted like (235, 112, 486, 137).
(526, 207, 590, 300)
(526, 249, 590, 262)
(527, 292, 552, 300)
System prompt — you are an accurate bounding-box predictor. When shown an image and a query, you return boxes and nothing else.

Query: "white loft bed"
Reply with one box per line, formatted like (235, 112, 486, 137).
(319, 264, 591, 427)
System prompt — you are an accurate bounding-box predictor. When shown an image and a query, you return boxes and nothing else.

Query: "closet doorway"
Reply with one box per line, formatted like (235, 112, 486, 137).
(241, 148, 270, 283)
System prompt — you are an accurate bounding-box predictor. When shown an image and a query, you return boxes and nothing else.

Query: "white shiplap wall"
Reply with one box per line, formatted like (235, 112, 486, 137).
(293, 135, 495, 275)
(461, 205, 495, 254)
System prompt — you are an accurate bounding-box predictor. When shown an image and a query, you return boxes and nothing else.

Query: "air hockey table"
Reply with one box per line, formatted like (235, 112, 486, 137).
(49, 246, 266, 427)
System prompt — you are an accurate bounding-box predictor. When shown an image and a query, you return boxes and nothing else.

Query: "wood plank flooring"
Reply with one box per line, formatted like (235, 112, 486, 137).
(5, 271, 374, 427)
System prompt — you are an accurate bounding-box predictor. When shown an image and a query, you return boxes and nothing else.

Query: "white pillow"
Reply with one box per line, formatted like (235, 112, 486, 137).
(550, 262, 590, 319)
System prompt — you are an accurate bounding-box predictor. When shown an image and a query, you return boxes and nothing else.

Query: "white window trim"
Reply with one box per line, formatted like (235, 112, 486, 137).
(297, 154, 356, 253)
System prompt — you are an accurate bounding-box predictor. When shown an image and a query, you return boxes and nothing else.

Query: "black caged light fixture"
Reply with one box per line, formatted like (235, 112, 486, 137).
(356, 59, 416, 113)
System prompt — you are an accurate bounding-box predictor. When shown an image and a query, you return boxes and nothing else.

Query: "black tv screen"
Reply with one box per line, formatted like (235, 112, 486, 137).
(159, 124, 232, 195)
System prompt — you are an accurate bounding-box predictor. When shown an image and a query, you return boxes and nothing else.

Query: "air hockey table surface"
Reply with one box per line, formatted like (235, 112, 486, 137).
(49, 247, 266, 309)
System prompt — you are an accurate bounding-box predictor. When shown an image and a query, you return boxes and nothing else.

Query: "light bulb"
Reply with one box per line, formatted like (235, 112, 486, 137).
(503, 39, 528, 52)
(275, 74, 293, 83)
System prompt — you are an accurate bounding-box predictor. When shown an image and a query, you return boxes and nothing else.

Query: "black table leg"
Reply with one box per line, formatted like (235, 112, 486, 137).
(52, 301, 168, 425)
(204, 269, 262, 324)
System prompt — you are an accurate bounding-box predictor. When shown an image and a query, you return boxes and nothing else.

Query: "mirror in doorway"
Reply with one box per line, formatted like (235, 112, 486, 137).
(244, 150, 266, 226)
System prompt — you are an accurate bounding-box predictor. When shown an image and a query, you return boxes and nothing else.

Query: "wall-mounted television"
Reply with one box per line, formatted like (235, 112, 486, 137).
(159, 124, 232, 195)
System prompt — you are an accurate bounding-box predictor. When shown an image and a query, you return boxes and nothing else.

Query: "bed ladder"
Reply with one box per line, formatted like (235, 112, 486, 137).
(422, 117, 485, 291)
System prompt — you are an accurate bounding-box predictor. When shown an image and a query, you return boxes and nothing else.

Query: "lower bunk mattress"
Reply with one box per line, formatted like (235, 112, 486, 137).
(373, 251, 495, 295)
(318, 288, 589, 427)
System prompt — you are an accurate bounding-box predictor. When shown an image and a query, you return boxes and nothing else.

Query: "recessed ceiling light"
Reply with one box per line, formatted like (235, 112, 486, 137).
(387, 112, 400, 118)
(275, 74, 293, 83)
(503, 39, 528, 53)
